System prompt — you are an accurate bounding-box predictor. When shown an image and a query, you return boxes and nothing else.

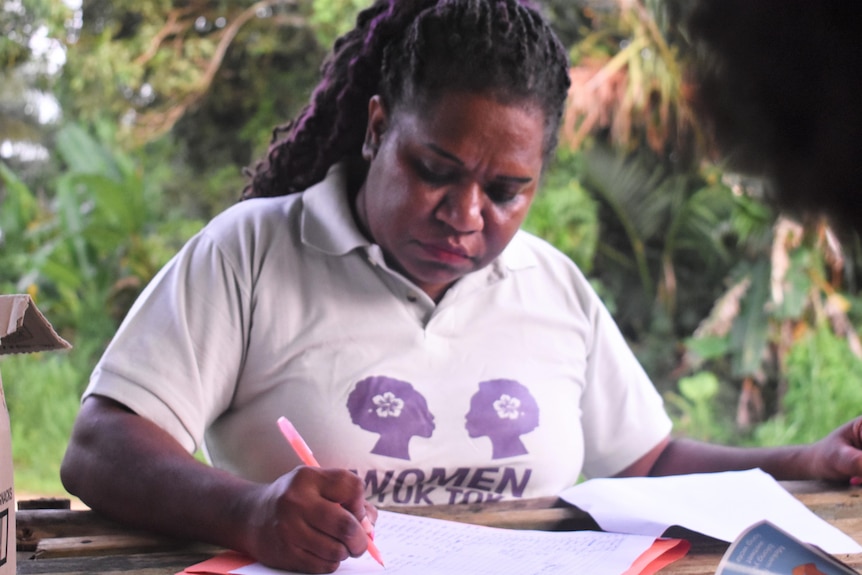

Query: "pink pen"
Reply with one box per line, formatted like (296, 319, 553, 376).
(277, 416, 385, 567)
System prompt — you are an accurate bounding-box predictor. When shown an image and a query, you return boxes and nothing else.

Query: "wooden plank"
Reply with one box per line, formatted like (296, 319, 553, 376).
(34, 535, 219, 559)
(18, 482, 857, 545)
(15, 480, 862, 574)
(793, 488, 862, 521)
(17, 509, 132, 551)
(18, 498, 71, 510)
(17, 550, 215, 575)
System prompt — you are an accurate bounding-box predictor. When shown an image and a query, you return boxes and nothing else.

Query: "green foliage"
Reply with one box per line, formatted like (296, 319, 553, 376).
(727, 188, 775, 253)
(0, 123, 204, 495)
(665, 371, 735, 443)
(524, 150, 598, 273)
(0, 161, 39, 249)
(581, 144, 737, 348)
(679, 194, 862, 447)
(1, 353, 81, 494)
(565, 0, 862, 450)
(308, 0, 366, 48)
(0, 161, 46, 295)
(771, 249, 815, 320)
(727, 259, 771, 379)
(18, 123, 204, 351)
(683, 335, 728, 362)
(0, 0, 69, 68)
(753, 326, 862, 446)
(58, 0, 324, 152)
(677, 188, 774, 375)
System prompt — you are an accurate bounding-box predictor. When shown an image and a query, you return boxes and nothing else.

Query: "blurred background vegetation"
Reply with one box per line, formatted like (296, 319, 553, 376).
(2, 0, 862, 495)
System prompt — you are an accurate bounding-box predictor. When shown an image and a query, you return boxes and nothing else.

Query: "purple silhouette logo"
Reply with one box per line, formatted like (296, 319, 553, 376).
(465, 379, 539, 459)
(347, 375, 436, 460)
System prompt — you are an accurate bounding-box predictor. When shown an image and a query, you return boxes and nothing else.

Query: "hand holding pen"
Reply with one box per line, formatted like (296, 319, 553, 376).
(278, 416, 386, 567)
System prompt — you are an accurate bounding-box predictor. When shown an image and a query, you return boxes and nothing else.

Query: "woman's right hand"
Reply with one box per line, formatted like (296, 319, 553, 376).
(62, 397, 376, 575)
(239, 466, 374, 573)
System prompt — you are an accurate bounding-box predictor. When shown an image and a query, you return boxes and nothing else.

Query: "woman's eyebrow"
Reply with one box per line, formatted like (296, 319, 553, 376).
(494, 174, 534, 184)
(423, 142, 463, 165)
(423, 143, 534, 184)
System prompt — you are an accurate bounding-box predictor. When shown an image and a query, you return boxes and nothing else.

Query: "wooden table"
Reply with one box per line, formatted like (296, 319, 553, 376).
(16, 480, 862, 574)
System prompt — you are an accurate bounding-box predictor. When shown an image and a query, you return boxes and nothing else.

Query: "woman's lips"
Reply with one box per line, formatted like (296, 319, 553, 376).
(418, 241, 471, 263)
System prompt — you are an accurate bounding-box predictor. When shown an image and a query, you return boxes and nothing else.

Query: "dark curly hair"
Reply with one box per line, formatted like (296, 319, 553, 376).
(686, 0, 862, 233)
(243, 0, 571, 200)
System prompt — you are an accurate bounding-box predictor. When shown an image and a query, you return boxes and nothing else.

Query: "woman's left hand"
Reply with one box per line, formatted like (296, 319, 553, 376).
(805, 416, 862, 482)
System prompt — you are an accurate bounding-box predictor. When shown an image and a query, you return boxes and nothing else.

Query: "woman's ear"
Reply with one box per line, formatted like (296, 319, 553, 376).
(363, 95, 388, 161)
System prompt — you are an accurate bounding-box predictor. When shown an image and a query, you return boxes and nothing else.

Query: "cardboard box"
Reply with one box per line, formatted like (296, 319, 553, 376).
(0, 295, 70, 574)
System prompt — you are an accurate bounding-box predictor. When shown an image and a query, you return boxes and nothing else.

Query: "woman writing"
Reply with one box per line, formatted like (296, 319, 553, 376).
(61, 1, 862, 573)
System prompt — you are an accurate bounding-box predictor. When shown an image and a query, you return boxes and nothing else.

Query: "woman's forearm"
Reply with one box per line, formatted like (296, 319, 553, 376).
(60, 396, 261, 552)
(648, 438, 813, 480)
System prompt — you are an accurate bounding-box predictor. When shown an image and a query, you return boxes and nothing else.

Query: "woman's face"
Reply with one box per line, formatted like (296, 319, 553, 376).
(355, 91, 546, 302)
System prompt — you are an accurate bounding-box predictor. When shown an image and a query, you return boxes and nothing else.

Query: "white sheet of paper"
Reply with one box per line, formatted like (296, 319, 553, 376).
(559, 468, 862, 554)
(230, 509, 661, 575)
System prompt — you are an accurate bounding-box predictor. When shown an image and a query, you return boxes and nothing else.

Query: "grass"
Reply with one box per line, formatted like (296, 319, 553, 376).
(1, 352, 83, 496)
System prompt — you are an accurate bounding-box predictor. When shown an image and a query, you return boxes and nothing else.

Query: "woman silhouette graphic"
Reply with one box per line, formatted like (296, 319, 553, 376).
(347, 375, 435, 460)
(465, 379, 539, 459)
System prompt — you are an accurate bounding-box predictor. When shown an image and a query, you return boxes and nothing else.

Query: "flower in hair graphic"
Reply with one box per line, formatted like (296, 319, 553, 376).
(347, 375, 435, 460)
(465, 379, 539, 459)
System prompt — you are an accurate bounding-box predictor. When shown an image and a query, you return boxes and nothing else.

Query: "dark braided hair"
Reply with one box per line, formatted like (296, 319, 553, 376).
(243, 0, 571, 200)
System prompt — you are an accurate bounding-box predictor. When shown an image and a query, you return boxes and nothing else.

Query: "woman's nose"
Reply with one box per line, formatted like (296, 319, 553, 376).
(436, 182, 484, 233)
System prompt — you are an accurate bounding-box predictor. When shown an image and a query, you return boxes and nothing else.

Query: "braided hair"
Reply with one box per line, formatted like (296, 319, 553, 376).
(243, 0, 571, 200)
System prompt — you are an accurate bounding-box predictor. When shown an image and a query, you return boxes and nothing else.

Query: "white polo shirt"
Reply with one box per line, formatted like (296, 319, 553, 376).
(85, 163, 672, 505)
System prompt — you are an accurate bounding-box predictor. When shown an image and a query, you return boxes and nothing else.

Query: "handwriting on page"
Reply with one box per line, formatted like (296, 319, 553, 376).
(232, 510, 661, 575)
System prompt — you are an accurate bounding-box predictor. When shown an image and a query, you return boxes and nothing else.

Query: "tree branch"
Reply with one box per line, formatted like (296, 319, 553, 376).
(133, 6, 196, 67)
(133, 0, 306, 142)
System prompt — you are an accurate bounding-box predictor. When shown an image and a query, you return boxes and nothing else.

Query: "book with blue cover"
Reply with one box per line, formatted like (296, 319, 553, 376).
(718, 520, 859, 575)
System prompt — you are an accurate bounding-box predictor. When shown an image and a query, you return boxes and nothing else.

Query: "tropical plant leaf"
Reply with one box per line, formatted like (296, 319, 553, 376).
(0, 161, 39, 239)
(54, 123, 119, 178)
(729, 259, 771, 378)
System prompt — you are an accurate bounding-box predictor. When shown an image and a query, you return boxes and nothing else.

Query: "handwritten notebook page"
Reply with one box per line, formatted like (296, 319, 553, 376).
(179, 509, 688, 575)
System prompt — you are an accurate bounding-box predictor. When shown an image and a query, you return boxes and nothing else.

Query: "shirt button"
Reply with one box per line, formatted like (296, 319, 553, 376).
(407, 293, 418, 303)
